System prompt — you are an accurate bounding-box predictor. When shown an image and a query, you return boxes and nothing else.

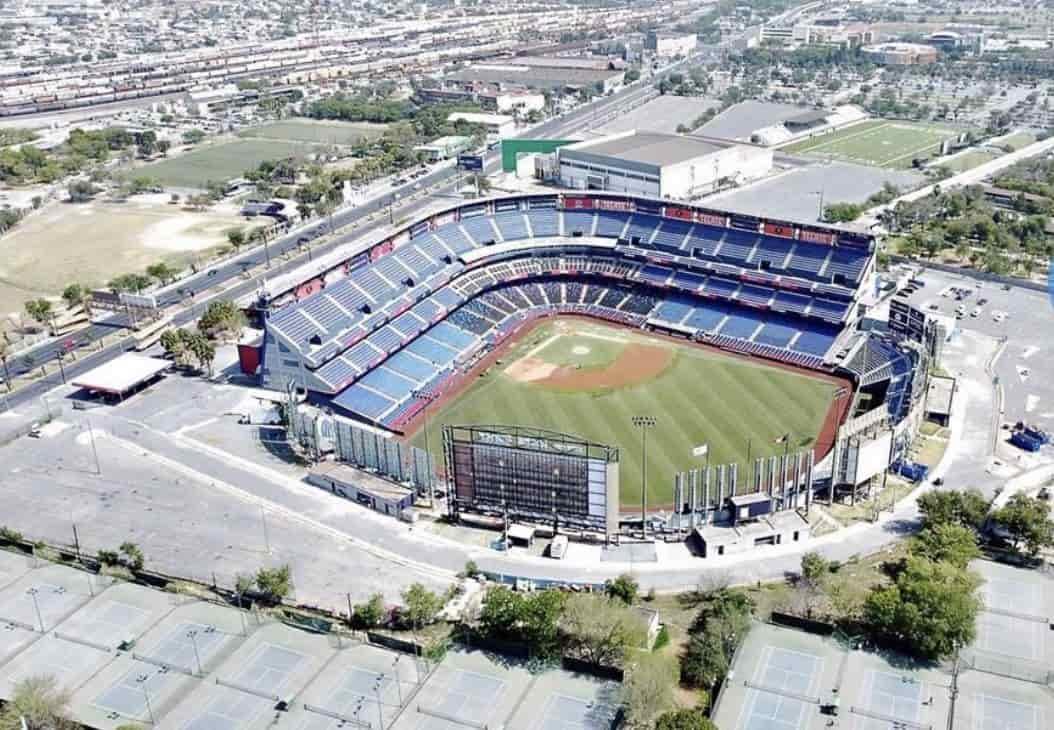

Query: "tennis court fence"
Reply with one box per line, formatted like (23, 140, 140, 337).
(418, 704, 488, 729)
(984, 605, 1049, 624)
(958, 649, 1054, 686)
(0, 616, 39, 632)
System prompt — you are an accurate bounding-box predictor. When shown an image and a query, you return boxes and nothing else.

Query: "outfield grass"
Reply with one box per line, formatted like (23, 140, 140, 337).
(141, 139, 322, 188)
(785, 120, 960, 169)
(410, 320, 838, 507)
(237, 119, 388, 145)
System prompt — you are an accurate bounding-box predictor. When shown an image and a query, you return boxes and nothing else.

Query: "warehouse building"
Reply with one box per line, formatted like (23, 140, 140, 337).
(645, 31, 697, 58)
(447, 111, 516, 139)
(557, 131, 772, 199)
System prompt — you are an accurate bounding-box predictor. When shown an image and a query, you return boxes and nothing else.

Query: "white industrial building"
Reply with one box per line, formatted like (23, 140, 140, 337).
(557, 131, 773, 200)
(645, 31, 697, 58)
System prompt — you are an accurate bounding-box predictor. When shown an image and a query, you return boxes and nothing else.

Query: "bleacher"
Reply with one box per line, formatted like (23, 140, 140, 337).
(266, 199, 871, 427)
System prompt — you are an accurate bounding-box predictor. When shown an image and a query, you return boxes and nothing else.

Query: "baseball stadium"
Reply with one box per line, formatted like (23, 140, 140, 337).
(258, 193, 913, 518)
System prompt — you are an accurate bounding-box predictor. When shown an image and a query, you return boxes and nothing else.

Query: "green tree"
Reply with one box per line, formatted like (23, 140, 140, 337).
(605, 573, 639, 605)
(159, 328, 192, 366)
(654, 709, 719, 730)
(863, 557, 981, 660)
(479, 587, 566, 658)
(227, 228, 246, 249)
(913, 522, 980, 568)
(0, 675, 76, 730)
(823, 202, 865, 222)
(352, 593, 386, 629)
(187, 332, 216, 375)
(680, 589, 752, 688)
(67, 179, 98, 202)
(560, 594, 648, 666)
(991, 494, 1054, 558)
(118, 541, 144, 571)
(61, 283, 87, 311)
(146, 262, 178, 286)
(917, 489, 989, 531)
(401, 583, 443, 629)
(24, 299, 53, 330)
(622, 651, 676, 728)
(108, 272, 151, 293)
(199, 300, 246, 339)
(182, 128, 205, 144)
(255, 564, 293, 603)
(796, 551, 830, 618)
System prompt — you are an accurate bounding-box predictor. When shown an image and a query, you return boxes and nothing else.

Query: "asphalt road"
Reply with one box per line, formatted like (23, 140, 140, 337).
(0, 73, 668, 413)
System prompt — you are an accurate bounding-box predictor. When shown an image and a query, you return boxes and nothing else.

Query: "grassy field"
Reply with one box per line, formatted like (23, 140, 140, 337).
(238, 119, 388, 145)
(141, 139, 321, 188)
(940, 149, 998, 172)
(410, 319, 838, 507)
(785, 120, 960, 169)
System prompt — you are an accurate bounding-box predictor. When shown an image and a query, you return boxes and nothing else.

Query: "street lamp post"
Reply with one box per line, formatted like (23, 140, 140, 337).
(26, 588, 44, 633)
(187, 629, 203, 675)
(135, 674, 156, 725)
(373, 675, 385, 730)
(631, 415, 657, 537)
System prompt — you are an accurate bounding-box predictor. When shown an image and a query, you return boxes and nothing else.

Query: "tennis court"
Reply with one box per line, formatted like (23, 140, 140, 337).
(969, 560, 1054, 666)
(738, 646, 822, 730)
(161, 621, 334, 730)
(0, 551, 33, 592)
(54, 583, 175, 650)
(293, 644, 418, 730)
(535, 694, 620, 730)
(712, 623, 843, 730)
(952, 668, 1053, 730)
(851, 670, 927, 729)
(0, 632, 111, 694)
(839, 645, 953, 730)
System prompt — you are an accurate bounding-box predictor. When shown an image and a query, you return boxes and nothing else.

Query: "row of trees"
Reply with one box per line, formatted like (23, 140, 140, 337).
(159, 328, 216, 374)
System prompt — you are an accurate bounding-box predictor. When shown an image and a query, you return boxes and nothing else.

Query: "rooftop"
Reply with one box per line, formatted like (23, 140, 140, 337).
(698, 100, 818, 141)
(71, 353, 171, 395)
(309, 460, 413, 502)
(565, 131, 727, 167)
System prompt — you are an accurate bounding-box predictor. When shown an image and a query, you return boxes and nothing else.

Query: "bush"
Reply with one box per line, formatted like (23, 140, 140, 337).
(255, 564, 293, 604)
(0, 526, 23, 543)
(653, 624, 670, 651)
(352, 593, 386, 629)
(605, 573, 639, 605)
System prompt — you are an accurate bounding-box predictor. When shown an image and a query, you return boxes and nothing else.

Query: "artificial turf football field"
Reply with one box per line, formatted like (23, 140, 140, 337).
(408, 318, 840, 508)
(784, 119, 959, 169)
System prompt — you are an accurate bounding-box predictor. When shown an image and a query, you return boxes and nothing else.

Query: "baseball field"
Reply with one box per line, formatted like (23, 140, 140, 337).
(408, 318, 844, 508)
(784, 120, 960, 169)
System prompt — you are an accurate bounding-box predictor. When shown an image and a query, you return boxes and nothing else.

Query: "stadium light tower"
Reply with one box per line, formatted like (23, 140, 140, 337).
(631, 415, 657, 537)
(412, 389, 439, 505)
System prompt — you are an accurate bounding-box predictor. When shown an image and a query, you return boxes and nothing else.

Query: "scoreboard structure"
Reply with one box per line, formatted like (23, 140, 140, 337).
(443, 425, 620, 539)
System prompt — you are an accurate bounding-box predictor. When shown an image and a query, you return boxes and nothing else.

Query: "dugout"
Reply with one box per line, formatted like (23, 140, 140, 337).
(307, 461, 415, 518)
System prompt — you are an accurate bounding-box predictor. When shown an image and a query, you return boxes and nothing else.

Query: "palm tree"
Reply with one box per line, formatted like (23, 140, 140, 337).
(0, 335, 11, 392)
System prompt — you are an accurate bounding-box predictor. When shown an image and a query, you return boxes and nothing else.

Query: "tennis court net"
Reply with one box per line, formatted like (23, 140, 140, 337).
(743, 680, 820, 705)
(985, 606, 1049, 624)
(418, 704, 488, 730)
(216, 677, 280, 701)
(54, 631, 114, 653)
(303, 703, 370, 728)
(850, 705, 931, 730)
(131, 652, 194, 677)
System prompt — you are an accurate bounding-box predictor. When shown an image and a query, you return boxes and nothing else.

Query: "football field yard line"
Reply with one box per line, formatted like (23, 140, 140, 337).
(793, 121, 890, 154)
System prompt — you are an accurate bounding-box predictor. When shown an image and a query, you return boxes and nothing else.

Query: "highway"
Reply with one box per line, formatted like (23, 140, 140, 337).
(0, 74, 665, 413)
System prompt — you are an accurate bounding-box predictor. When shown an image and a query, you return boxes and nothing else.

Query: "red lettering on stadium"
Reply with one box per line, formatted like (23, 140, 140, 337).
(594, 198, 635, 212)
(369, 240, 395, 261)
(295, 278, 323, 299)
(799, 228, 835, 245)
(695, 212, 727, 227)
(664, 206, 693, 221)
(563, 196, 594, 210)
(764, 222, 795, 238)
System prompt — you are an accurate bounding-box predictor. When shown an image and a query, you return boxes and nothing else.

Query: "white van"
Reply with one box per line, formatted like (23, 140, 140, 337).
(549, 535, 569, 560)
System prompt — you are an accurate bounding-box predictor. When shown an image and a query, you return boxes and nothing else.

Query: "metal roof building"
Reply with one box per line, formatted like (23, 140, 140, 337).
(557, 131, 772, 200)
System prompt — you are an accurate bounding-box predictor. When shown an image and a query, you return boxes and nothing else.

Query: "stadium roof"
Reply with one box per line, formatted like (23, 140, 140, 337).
(588, 95, 720, 136)
(72, 353, 171, 395)
(565, 132, 726, 167)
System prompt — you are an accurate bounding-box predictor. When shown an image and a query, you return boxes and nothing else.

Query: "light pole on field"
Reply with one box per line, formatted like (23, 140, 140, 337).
(187, 629, 203, 675)
(412, 389, 439, 505)
(26, 588, 44, 633)
(631, 415, 656, 537)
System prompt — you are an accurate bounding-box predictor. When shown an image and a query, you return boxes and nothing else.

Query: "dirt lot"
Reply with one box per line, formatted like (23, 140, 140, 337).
(0, 193, 257, 320)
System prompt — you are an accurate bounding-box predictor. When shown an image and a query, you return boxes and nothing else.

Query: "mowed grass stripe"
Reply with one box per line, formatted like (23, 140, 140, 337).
(410, 321, 837, 506)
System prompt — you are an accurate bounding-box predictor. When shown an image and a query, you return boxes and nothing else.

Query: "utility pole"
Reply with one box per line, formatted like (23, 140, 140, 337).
(412, 389, 438, 505)
(631, 415, 657, 537)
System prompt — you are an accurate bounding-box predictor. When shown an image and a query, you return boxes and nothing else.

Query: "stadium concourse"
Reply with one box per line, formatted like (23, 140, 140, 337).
(257, 193, 875, 432)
